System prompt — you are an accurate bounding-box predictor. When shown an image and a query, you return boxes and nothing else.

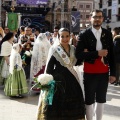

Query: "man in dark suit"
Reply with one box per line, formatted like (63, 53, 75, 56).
(75, 9, 116, 120)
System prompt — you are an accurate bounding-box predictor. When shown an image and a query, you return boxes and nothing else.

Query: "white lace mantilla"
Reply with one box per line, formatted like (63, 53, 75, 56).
(0, 41, 12, 56)
(10, 53, 23, 74)
(30, 33, 51, 81)
(53, 45, 79, 81)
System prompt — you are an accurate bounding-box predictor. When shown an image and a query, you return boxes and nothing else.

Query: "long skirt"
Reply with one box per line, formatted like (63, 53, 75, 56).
(0, 57, 9, 85)
(4, 68, 28, 96)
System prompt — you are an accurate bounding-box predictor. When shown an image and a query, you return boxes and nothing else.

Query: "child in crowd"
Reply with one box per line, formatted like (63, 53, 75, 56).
(4, 43, 28, 97)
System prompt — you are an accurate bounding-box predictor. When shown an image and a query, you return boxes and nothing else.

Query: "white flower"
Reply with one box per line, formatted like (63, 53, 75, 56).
(30, 50, 33, 55)
(25, 51, 31, 56)
(37, 74, 53, 85)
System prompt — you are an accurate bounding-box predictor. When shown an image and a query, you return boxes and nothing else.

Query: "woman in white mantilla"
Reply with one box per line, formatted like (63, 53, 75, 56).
(4, 43, 28, 97)
(37, 28, 85, 120)
(0, 32, 14, 85)
(30, 33, 51, 91)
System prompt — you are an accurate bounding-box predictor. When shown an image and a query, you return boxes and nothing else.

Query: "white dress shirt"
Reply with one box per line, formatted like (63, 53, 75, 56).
(92, 26, 102, 50)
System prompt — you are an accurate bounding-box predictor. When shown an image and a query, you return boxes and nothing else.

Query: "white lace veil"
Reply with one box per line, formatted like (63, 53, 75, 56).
(30, 33, 51, 81)
(9, 43, 22, 74)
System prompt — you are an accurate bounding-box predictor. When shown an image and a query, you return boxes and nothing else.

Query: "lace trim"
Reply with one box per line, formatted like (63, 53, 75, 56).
(53, 45, 79, 81)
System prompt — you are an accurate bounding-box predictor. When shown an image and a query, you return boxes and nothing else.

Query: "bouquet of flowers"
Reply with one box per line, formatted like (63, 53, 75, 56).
(31, 74, 55, 105)
(22, 50, 32, 65)
(24, 50, 32, 56)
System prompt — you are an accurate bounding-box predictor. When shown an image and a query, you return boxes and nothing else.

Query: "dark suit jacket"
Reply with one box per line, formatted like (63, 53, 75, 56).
(113, 35, 120, 63)
(75, 26, 116, 76)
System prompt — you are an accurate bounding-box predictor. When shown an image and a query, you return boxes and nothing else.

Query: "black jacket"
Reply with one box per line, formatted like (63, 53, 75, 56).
(75, 27, 116, 76)
(113, 35, 120, 63)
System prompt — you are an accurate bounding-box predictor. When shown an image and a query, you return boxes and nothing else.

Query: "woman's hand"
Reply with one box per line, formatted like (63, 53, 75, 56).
(4, 56, 9, 65)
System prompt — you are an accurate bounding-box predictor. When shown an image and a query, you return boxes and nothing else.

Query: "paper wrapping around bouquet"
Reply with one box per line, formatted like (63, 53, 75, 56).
(36, 80, 55, 120)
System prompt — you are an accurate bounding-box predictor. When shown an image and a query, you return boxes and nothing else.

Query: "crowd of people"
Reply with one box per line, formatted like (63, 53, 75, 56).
(0, 9, 119, 120)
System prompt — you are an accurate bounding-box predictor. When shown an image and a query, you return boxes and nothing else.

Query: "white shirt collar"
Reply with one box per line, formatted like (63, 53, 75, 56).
(92, 26, 102, 34)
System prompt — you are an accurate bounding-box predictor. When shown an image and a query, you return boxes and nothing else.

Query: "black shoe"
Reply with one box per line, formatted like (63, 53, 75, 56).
(118, 82, 120, 85)
(18, 95, 24, 98)
(114, 82, 119, 86)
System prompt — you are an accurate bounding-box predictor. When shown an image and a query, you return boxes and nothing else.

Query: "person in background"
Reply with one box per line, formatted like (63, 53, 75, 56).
(45, 31, 53, 45)
(30, 33, 51, 91)
(0, 32, 14, 85)
(4, 43, 28, 97)
(75, 9, 116, 120)
(52, 25, 59, 45)
(112, 27, 120, 86)
(34, 27, 41, 38)
(37, 28, 85, 120)
(4, 27, 10, 35)
(69, 32, 77, 47)
(18, 26, 25, 44)
(20, 26, 33, 80)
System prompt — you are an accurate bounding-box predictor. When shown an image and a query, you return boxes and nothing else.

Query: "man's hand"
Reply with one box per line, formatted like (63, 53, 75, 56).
(84, 49, 88, 52)
(109, 76, 116, 84)
(98, 49, 108, 57)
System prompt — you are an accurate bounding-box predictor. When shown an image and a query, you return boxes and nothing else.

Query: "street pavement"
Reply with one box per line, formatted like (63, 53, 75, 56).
(0, 83, 120, 120)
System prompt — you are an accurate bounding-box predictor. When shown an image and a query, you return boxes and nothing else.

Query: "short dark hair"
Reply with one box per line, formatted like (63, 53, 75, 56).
(54, 25, 60, 30)
(20, 26, 25, 31)
(35, 27, 41, 33)
(113, 27, 120, 35)
(90, 9, 104, 17)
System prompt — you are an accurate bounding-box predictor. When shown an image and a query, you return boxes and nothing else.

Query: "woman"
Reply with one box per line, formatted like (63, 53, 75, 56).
(0, 32, 14, 85)
(37, 28, 85, 120)
(30, 33, 51, 91)
(112, 27, 120, 86)
(4, 43, 28, 97)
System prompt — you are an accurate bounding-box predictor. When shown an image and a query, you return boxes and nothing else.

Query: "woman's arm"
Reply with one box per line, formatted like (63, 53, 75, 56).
(4, 56, 9, 65)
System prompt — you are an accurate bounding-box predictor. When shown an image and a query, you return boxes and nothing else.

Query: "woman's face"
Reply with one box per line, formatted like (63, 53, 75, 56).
(59, 31, 70, 46)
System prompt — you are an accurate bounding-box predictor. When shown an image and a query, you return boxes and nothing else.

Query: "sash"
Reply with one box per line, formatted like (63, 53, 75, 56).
(55, 45, 79, 81)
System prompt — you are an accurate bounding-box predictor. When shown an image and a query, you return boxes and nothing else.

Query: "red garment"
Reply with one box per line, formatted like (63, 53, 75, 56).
(32, 65, 46, 91)
(34, 65, 46, 77)
(84, 57, 109, 73)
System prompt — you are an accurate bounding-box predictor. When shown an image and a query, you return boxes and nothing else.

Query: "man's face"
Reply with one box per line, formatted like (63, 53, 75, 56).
(90, 12, 104, 28)
(25, 28, 32, 36)
(4, 27, 10, 34)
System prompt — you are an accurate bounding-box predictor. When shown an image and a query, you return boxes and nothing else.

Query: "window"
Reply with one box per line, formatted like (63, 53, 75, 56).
(99, 0, 102, 8)
(80, 23, 83, 27)
(108, 0, 112, 6)
(85, 24, 90, 28)
(117, 8, 120, 21)
(108, 9, 111, 19)
(80, 15, 83, 18)
(86, 15, 89, 19)
(86, 5, 90, 8)
(79, 5, 83, 8)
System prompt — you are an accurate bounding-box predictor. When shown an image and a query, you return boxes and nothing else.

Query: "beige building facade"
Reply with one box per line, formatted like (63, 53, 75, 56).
(1, 0, 95, 32)
(94, 0, 120, 30)
(76, 0, 94, 30)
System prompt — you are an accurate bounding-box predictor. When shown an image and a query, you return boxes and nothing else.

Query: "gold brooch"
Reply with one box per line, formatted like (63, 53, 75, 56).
(62, 54, 66, 58)
(102, 33, 105, 37)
